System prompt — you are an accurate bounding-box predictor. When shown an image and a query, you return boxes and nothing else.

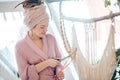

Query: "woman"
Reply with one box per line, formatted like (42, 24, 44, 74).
(15, 0, 64, 80)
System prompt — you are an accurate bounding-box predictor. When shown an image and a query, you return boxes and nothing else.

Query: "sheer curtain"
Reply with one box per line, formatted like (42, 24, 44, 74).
(0, 11, 24, 79)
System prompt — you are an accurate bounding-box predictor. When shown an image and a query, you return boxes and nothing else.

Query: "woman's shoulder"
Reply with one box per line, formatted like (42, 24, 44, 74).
(15, 38, 25, 49)
(46, 33, 55, 40)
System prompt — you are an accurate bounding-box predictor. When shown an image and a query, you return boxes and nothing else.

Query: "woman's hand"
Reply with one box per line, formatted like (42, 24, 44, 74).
(56, 70, 64, 80)
(35, 59, 60, 73)
(46, 59, 60, 68)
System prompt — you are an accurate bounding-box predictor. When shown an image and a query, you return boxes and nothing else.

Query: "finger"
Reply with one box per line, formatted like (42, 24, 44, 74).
(57, 71, 64, 75)
(58, 76, 64, 80)
(60, 73, 64, 79)
(57, 73, 64, 78)
(55, 60, 60, 64)
(71, 48, 77, 54)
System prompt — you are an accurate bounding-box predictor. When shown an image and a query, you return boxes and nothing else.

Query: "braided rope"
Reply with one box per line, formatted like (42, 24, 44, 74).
(60, 14, 72, 53)
(59, 14, 77, 69)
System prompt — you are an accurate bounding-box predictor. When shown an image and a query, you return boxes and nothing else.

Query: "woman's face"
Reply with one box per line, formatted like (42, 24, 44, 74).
(32, 21, 48, 38)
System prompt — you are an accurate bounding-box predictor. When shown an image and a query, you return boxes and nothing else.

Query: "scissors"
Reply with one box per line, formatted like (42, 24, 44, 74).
(54, 48, 77, 62)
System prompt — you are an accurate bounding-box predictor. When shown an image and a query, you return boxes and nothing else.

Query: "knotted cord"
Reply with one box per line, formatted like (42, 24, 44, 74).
(60, 15, 77, 69)
(58, 2, 117, 80)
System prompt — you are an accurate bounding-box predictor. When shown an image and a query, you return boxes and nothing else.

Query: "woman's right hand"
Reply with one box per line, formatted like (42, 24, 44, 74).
(46, 59, 60, 68)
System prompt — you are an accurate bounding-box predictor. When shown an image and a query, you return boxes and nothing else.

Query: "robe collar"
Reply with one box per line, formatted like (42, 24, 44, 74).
(24, 33, 48, 60)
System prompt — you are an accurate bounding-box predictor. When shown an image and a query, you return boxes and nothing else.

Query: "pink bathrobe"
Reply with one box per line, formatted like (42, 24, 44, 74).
(15, 33, 62, 80)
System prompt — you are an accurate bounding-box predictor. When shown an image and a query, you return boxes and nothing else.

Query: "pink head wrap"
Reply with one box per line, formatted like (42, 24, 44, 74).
(24, 4, 49, 30)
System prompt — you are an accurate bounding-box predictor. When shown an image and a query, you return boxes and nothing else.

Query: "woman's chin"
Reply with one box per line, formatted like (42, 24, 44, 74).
(38, 34, 45, 38)
(39, 35, 44, 38)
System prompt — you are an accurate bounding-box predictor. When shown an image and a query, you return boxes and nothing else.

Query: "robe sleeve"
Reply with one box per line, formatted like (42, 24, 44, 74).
(52, 35, 63, 67)
(52, 36, 64, 75)
(52, 35, 62, 59)
(54, 41, 62, 59)
(15, 44, 39, 80)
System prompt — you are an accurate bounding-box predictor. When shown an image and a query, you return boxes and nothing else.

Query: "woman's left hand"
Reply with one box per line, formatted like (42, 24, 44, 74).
(56, 70, 64, 80)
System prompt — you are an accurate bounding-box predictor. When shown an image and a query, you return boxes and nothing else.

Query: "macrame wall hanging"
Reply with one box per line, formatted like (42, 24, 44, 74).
(84, 23, 97, 65)
(58, 1, 120, 80)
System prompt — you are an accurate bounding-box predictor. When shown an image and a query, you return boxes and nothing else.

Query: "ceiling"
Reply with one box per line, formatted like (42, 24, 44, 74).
(0, 0, 75, 12)
(0, 1, 23, 12)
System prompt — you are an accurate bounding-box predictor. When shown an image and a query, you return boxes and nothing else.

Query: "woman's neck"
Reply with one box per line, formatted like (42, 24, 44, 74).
(28, 31, 44, 50)
(28, 31, 42, 41)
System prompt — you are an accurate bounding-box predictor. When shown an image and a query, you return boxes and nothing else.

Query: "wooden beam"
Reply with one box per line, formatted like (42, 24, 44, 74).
(47, 0, 75, 3)
(62, 12, 120, 23)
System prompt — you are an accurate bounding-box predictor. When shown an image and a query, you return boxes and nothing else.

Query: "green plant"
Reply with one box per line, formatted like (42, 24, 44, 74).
(111, 48, 120, 80)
